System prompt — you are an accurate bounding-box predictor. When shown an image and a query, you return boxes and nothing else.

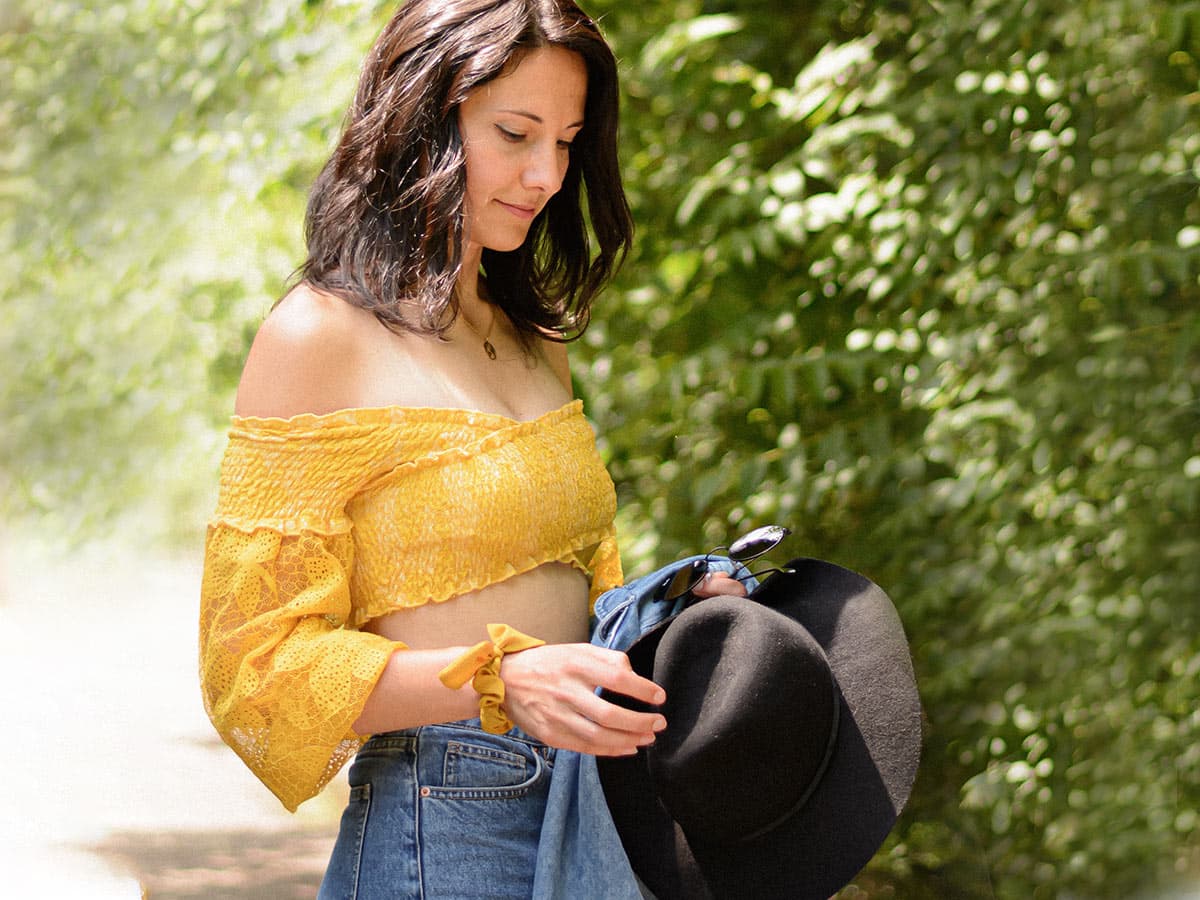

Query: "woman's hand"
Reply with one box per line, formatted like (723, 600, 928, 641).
(499, 643, 667, 756)
(498, 572, 748, 756)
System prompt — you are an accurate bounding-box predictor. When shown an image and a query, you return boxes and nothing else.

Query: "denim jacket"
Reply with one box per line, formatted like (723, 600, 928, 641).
(531, 555, 754, 899)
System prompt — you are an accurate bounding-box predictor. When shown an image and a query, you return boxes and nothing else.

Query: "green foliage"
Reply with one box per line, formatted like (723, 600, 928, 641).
(0, 0, 389, 535)
(585, 0, 1200, 895)
(3, 0, 1198, 895)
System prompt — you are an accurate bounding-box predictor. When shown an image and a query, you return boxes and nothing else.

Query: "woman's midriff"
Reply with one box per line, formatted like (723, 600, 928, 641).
(361, 562, 591, 649)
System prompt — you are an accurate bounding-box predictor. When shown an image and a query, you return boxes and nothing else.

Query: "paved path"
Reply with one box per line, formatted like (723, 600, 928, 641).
(0, 533, 345, 898)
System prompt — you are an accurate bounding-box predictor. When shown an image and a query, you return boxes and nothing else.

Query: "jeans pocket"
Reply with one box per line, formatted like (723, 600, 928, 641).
(425, 731, 546, 800)
(317, 783, 372, 900)
(442, 739, 532, 789)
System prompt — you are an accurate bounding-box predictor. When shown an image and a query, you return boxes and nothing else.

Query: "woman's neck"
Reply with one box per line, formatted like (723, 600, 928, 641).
(456, 268, 490, 313)
(457, 241, 484, 304)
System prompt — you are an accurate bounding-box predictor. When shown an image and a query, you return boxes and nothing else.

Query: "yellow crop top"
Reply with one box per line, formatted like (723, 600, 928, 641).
(199, 399, 623, 811)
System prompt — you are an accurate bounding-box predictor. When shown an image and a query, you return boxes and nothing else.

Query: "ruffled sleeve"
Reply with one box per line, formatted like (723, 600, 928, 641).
(199, 414, 405, 812)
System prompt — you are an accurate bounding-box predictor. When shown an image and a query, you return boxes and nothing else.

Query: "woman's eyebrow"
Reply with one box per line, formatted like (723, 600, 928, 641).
(498, 109, 585, 129)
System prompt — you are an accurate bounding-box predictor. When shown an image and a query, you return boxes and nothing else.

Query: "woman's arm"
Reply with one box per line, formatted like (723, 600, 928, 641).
(355, 642, 669, 757)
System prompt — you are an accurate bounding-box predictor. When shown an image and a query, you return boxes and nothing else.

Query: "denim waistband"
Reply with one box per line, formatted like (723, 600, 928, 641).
(359, 718, 557, 765)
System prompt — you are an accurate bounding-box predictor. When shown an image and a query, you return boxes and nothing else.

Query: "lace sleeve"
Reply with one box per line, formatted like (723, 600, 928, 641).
(199, 416, 404, 812)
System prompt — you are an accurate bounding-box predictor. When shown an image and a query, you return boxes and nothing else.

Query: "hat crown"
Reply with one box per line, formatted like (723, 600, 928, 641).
(647, 599, 839, 845)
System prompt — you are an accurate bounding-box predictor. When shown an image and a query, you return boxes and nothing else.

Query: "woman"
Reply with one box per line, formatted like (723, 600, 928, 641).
(199, 1, 737, 896)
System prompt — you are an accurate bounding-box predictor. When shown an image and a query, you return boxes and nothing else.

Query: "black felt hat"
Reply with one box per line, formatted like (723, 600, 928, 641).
(597, 558, 922, 900)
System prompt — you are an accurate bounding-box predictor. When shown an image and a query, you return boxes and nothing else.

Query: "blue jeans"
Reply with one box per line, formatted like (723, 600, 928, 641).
(318, 719, 555, 900)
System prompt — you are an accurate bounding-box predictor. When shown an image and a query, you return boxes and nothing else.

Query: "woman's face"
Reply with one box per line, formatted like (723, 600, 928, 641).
(457, 46, 587, 257)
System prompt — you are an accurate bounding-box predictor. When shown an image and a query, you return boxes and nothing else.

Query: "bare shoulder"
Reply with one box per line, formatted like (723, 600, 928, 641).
(539, 330, 573, 396)
(235, 283, 373, 418)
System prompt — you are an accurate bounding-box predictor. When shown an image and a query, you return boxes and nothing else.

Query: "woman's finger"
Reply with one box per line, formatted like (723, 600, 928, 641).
(571, 688, 666, 736)
(691, 570, 747, 598)
(543, 644, 666, 707)
(558, 714, 653, 755)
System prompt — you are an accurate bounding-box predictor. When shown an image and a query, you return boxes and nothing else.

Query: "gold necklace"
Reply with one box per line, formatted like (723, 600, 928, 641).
(460, 305, 497, 360)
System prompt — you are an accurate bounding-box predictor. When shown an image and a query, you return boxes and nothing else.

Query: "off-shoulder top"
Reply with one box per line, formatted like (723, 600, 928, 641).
(199, 399, 623, 811)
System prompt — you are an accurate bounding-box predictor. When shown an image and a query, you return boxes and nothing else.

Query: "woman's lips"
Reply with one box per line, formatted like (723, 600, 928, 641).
(498, 200, 537, 221)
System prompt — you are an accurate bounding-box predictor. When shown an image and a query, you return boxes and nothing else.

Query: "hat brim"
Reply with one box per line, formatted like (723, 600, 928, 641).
(597, 558, 922, 900)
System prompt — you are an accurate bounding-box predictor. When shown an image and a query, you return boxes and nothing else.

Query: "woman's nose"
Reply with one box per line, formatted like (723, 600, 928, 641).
(522, 142, 567, 194)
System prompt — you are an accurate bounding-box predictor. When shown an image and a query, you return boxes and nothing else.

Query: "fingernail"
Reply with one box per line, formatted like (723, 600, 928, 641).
(653, 717, 667, 731)
(653, 690, 666, 705)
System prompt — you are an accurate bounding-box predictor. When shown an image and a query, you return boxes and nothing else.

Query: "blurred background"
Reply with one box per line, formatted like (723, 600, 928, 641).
(1, 0, 1197, 897)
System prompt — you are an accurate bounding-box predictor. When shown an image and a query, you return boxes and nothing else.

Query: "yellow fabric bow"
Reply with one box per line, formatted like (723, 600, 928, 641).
(438, 624, 546, 734)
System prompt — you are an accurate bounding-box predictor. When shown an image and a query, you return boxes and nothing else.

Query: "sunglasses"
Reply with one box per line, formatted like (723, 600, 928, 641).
(662, 524, 794, 605)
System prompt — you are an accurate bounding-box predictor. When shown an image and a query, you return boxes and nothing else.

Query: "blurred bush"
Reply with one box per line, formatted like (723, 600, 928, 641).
(589, 1, 1200, 896)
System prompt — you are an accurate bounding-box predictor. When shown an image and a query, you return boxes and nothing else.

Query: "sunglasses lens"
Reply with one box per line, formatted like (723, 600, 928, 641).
(664, 558, 707, 601)
(728, 525, 790, 562)
(663, 526, 790, 602)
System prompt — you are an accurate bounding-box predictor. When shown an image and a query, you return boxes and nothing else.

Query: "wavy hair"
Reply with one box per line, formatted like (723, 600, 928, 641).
(298, 0, 632, 339)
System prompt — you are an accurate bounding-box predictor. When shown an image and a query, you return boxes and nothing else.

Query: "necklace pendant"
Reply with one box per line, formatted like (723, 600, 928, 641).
(483, 339, 497, 360)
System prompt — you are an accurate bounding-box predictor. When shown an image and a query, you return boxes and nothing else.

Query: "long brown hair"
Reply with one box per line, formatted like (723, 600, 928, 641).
(299, 0, 632, 339)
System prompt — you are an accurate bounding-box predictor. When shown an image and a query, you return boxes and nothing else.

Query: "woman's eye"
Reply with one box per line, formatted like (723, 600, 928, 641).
(497, 126, 525, 142)
(557, 140, 574, 151)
